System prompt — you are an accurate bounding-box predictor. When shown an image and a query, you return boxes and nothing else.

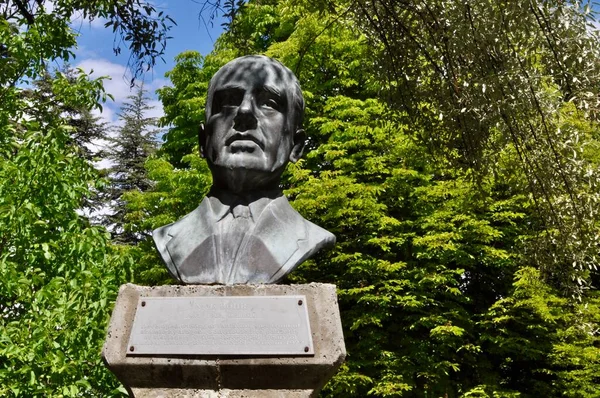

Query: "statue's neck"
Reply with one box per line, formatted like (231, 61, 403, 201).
(209, 165, 283, 195)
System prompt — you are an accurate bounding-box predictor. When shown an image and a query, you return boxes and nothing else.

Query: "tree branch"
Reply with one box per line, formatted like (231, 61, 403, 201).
(12, 0, 35, 24)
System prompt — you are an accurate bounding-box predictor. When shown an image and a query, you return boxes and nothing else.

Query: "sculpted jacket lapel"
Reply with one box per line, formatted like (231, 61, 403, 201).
(164, 197, 221, 283)
(249, 196, 308, 283)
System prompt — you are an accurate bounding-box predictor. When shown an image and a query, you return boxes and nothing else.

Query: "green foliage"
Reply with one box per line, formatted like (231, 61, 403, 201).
(481, 267, 600, 397)
(24, 66, 112, 218)
(26, 67, 111, 161)
(0, 83, 127, 396)
(105, 85, 159, 243)
(0, 1, 176, 396)
(339, 0, 600, 288)
(123, 153, 212, 284)
(285, 93, 530, 396)
(156, 51, 225, 166)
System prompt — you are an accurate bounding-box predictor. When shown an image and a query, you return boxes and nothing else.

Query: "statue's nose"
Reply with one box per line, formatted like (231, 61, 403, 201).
(234, 96, 257, 131)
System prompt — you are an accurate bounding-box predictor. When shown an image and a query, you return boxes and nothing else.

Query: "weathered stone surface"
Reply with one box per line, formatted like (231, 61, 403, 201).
(102, 283, 346, 397)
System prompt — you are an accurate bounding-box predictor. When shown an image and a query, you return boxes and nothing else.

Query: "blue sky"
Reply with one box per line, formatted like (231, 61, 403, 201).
(69, 1, 225, 126)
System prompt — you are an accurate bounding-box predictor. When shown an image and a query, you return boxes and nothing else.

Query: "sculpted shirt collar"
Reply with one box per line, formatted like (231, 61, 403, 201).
(207, 189, 284, 222)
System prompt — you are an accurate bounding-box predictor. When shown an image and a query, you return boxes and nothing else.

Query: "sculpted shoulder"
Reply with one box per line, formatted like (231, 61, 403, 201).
(260, 196, 335, 283)
(152, 204, 212, 282)
(305, 219, 336, 251)
(152, 221, 177, 280)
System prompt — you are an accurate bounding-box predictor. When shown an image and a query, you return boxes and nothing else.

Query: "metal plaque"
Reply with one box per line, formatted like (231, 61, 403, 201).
(126, 296, 314, 356)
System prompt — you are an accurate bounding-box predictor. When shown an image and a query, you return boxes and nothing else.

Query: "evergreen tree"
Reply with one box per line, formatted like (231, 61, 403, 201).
(105, 84, 159, 244)
(24, 66, 112, 218)
(26, 67, 108, 161)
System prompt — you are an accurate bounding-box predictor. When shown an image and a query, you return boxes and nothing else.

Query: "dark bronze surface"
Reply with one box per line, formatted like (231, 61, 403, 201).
(153, 56, 335, 284)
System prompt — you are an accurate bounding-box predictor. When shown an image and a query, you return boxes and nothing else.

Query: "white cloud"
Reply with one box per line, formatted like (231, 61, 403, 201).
(73, 45, 99, 60)
(146, 99, 165, 120)
(76, 58, 133, 105)
(89, 16, 109, 29)
(91, 104, 115, 126)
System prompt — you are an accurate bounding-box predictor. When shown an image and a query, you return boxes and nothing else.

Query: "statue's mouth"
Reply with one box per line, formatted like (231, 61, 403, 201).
(226, 133, 265, 150)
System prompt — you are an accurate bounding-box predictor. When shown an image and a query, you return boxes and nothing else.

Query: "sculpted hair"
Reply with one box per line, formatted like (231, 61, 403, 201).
(205, 55, 305, 134)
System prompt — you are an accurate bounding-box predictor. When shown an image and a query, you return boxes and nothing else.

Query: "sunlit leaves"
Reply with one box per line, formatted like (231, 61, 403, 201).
(347, 0, 600, 286)
(0, 108, 126, 396)
(0, 1, 166, 392)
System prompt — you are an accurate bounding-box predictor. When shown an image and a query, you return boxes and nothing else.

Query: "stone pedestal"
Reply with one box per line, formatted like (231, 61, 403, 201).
(102, 283, 346, 397)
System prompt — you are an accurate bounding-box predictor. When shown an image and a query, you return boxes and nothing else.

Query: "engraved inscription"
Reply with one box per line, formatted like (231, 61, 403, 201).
(127, 296, 314, 356)
(138, 323, 302, 346)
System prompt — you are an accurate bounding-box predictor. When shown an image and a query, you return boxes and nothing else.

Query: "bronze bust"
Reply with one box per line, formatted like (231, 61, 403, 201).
(153, 55, 335, 284)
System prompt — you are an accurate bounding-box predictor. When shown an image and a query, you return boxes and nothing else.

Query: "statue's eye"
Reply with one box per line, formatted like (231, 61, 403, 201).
(262, 98, 281, 110)
(213, 89, 243, 114)
(258, 88, 283, 111)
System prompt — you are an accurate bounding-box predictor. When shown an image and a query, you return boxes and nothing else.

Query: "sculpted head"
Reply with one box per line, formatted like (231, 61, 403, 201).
(200, 55, 306, 193)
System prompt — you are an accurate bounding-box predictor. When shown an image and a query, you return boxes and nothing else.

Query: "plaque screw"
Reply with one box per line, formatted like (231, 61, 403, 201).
(141, 301, 146, 307)
(304, 346, 309, 352)
(298, 299, 303, 306)
(129, 346, 135, 352)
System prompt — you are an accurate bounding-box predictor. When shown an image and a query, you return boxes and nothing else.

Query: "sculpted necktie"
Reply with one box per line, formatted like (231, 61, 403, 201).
(231, 203, 251, 219)
(217, 202, 254, 283)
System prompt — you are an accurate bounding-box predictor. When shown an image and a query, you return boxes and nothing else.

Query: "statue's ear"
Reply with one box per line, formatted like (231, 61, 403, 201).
(199, 123, 206, 157)
(289, 129, 306, 163)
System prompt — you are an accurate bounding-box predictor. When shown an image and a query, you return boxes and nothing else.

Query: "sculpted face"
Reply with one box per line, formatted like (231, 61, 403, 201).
(202, 56, 305, 192)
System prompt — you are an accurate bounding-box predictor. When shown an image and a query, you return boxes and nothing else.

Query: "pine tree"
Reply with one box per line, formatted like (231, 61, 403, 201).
(106, 84, 159, 244)
(24, 66, 111, 218)
(27, 67, 108, 160)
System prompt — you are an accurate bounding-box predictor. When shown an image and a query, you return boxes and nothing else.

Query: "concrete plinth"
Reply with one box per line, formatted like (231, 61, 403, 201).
(102, 283, 346, 397)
